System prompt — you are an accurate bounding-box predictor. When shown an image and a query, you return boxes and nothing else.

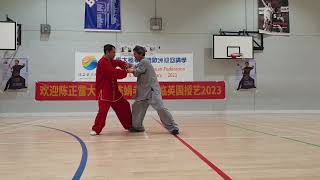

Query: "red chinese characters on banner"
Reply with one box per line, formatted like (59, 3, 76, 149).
(158, 82, 225, 99)
(35, 81, 225, 101)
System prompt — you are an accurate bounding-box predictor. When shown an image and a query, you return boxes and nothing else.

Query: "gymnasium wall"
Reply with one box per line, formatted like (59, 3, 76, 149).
(0, 0, 320, 113)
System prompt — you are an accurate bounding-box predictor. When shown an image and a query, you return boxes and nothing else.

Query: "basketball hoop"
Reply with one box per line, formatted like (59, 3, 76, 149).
(230, 53, 243, 59)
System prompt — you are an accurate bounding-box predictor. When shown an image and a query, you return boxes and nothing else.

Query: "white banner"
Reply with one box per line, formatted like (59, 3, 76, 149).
(75, 52, 193, 82)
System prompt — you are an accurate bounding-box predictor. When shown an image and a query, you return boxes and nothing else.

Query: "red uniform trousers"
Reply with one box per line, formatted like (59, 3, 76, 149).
(92, 97, 132, 134)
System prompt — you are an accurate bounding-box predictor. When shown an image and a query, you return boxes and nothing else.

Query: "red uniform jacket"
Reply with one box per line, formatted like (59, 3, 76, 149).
(95, 56, 128, 101)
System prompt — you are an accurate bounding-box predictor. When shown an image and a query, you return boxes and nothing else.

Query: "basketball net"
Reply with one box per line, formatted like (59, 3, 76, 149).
(230, 53, 244, 61)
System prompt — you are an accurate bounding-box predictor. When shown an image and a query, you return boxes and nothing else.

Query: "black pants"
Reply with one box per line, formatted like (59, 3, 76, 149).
(237, 76, 256, 90)
(4, 76, 26, 91)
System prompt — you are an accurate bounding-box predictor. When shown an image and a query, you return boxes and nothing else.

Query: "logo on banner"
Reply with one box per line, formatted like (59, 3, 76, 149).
(86, 0, 96, 7)
(82, 56, 97, 70)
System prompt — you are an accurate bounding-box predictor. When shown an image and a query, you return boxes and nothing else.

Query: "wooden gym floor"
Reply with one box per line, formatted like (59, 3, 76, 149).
(1, 113, 320, 180)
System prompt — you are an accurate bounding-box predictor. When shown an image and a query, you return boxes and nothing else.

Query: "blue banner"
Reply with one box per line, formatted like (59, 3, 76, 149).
(84, 0, 121, 31)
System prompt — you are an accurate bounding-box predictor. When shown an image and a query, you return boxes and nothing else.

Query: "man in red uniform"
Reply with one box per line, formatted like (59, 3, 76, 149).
(90, 44, 133, 136)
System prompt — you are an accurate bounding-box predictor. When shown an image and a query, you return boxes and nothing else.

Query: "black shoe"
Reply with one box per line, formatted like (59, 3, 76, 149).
(128, 128, 145, 133)
(170, 129, 179, 135)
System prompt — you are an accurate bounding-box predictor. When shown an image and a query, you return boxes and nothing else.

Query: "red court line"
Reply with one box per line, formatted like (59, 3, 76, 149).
(153, 118, 232, 180)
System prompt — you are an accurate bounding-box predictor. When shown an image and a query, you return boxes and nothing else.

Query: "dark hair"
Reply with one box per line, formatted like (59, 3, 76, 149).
(133, 45, 146, 56)
(104, 44, 115, 54)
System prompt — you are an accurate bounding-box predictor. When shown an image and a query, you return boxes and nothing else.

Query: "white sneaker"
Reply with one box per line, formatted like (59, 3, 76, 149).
(90, 131, 97, 136)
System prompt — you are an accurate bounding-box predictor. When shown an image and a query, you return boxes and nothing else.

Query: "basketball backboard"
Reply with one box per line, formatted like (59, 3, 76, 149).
(213, 35, 253, 59)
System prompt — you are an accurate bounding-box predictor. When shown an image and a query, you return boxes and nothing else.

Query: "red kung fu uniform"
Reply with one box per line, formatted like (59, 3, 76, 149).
(92, 56, 132, 134)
